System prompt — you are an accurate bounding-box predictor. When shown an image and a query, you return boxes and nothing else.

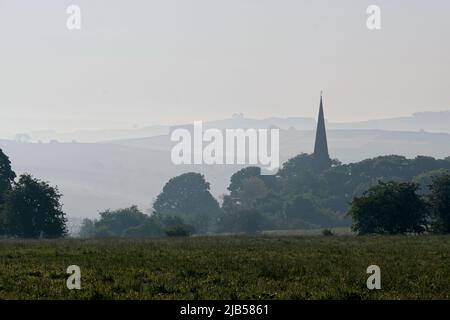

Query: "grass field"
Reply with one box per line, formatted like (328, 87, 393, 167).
(1, 235, 450, 300)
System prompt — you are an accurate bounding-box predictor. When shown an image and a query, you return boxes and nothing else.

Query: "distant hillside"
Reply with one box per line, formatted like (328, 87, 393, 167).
(0, 139, 245, 219)
(2, 128, 450, 219)
(108, 128, 450, 164)
(328, 111, 450, 133)
(12, 110, 450, 143)
(26, 125, 170, 143)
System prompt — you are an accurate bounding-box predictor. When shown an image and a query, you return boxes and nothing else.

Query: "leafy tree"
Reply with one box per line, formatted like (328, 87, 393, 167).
(221, 154, 450, 231)
(348, 181, 428, 235)
(413, 169, 450, 195)
(153, 173, 221, 233)
(2, 174, 67, 238)
(237, 176, 269, 208)
(255, 192, 285, 221)
(413, 156, 450, 174)
(227, 167, 262, 195)
(0, 148, 16, 205)
(161, 216, 194, 237)
(278, 154, 325, 200)
(222, 167, 276, 216)
(277, 153, 315, 179)
(221, 194, 242, 215)
(285, 195, 337, 228)
(321, 155, 450, 216)
(79, 206, 196, 238)
(95, 205, 149, 236)
(223, 175, 269, 213)
(428, 173, 450, 233)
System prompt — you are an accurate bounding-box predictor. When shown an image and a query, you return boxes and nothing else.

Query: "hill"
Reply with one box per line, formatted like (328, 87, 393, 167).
(2, 128, 450, 219)
(10, 110, 450, 143)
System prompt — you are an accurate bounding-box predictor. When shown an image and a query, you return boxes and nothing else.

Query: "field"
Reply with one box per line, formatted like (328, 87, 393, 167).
(1, 235, 450, 300)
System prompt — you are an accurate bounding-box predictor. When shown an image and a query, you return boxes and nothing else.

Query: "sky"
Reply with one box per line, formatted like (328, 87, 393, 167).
(0, 0, 449, 135)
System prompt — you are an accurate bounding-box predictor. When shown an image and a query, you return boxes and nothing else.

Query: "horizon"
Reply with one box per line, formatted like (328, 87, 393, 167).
(2, 107, 450, 140)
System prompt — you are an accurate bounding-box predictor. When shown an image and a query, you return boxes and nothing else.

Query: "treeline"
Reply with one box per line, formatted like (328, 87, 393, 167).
(349, 177, 450, 234)
(81, 153, 450, 237)
(79, 206, 194, 238)
(1, 146, 450, 238)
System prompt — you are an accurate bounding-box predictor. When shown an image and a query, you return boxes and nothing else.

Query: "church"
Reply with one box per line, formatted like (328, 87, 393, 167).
(313, 94, 332, 171)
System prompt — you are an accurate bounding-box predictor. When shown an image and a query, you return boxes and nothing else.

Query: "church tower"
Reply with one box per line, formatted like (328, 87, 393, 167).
(313, 93, 331, 171)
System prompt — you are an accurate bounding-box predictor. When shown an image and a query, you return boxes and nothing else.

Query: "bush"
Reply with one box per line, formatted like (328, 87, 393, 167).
(348, 181, 428, 235)
(161, 216, 194, 237)
(95, 206, 149, 237)
(165, 226, 192, 237)
(322, 229, 334, 236)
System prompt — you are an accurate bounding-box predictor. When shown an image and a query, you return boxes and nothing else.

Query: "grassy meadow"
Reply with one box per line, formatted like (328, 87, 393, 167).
(1, 235, 450, 300)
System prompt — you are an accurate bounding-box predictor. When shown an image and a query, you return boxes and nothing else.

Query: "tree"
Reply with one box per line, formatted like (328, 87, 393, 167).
(79, 206, 166, 238)
(319, 155, 450, 218)
(413, 169, 450, 195)
(227, 167, 262, 195)
(255, 192, 285, 222)
(2, 174, 67, 238)
(95, 205, 149, 236)
(428, 173, 450, 233)
(277, 153, 315, 178)
(0, 149, 16, 235)
(0, 148, 16, 205)
(222, 167, 277, 219)
(225, 176, 269, 212)
(348, 181, 428, 235)
(285, 195, 337, 228)
(79, 207, 195, 238)
(160, 216, 194, 237)
(153, 173, 221, 233)
(277, 154, 325, 200)
(220, 154, 450, 232)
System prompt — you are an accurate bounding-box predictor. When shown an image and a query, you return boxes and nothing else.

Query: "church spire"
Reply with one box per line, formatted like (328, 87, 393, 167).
(313, 92, 331, 171)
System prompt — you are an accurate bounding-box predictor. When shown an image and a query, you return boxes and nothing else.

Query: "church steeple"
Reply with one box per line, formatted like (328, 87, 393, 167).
(313, 92, 331, 171)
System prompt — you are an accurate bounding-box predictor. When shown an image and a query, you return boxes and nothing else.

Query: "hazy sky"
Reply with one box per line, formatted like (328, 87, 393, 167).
(0, 0, 449, 134)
